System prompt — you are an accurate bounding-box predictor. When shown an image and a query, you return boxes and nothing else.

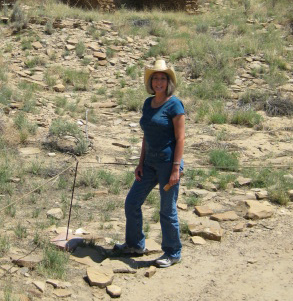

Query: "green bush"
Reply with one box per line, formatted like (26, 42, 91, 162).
(75, 41, 86, 58)
(49, 118, 88, 155)
(209, 149, 239, 171)
(117, 87, 146, 112)
(0, 235, 10, 257)
(38, 244, 69, 279)
(0, 85, 13, 105)
(230, 109, 262, 127)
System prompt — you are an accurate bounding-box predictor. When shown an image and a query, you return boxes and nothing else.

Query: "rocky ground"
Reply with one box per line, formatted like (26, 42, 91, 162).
(0, 5, 293, 301)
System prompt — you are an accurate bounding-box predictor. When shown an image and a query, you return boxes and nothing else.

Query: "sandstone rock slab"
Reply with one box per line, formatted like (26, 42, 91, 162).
(245, 200, 274, 220)
(106, 285, 122, 298)
(194, 206, 213, 217)
(87, 266, 114, 288)
(210, 211, 239, 221)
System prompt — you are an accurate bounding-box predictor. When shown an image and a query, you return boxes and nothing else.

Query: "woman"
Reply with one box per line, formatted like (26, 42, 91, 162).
(115, 59, 185, 268)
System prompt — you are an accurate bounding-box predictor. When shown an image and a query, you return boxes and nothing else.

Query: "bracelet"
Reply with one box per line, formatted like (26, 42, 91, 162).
(173, 161, 180, 165)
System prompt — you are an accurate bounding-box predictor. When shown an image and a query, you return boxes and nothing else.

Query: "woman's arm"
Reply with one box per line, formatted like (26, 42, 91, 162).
(135, 136, 146, 181)
(169, 114, 185, 186)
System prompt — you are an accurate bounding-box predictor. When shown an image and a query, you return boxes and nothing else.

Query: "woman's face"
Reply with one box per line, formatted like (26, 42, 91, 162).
(151, 72, 168, 94)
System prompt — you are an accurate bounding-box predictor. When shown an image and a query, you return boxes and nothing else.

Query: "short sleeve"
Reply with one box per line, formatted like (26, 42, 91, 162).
(142, 97, 152, 113)
(169, 98, 185, 119)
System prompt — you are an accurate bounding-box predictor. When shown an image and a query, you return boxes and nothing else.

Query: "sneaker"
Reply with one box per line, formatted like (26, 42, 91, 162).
(155, 254, 181, 268)
(113, 242, 146, 255)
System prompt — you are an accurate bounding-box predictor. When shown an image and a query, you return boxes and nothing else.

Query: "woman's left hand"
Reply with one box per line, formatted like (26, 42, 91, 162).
(168, 168, 180, 187)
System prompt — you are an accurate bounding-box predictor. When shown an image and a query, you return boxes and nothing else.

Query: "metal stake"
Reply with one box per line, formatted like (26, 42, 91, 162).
(66, 158, 79, 241)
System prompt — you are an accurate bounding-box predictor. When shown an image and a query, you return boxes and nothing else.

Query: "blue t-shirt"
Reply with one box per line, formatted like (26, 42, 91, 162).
(140, 95, 185, 163)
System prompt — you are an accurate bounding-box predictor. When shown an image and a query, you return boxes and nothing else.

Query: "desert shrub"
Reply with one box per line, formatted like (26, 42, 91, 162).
(75, 41, 86, 58)
(78, 169, 100, 188)
(25, 56, 46, 69)
(10, 2, 28, 32)
(193, 80, 229, 100)
(209, 149, 239, 171)
(265, 97, 293, 117)
(62, 68, 90, 91)
(268, 188, 290, 206)
(21, 37, 33, 50)
(230, 109, 262, 127)
(117, 87, 147, 112)
(38, 244, 69, 279)
(14, 112, 38, 135)
(207, 101, 228, 124)
(122, 170, 135, 188)
(0, 235, 10, 257)
(217, 173, 237, 190)
(0, 85, 13, 105)
(49, 118, 88, 155)
(238, 89, 270, 110)
(185, 196, 200, 207)
(126, 65, 140, 80)
(14, 223, 27, 239)
(45, 20, 54, 35)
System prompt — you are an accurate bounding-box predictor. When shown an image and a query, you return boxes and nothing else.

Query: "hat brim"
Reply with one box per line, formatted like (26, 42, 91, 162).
(144, 67, 177, 87)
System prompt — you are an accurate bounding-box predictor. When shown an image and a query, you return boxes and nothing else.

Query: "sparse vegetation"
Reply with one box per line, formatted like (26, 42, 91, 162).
(209, 149, 239, 171)
(38, 244, 69, 279)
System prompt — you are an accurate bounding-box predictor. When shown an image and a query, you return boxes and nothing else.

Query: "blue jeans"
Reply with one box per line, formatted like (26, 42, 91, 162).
(125, 161, 183, 259)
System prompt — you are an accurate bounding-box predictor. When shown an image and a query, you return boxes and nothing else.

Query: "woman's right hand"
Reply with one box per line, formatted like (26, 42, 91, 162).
(135, 164, 143, 181)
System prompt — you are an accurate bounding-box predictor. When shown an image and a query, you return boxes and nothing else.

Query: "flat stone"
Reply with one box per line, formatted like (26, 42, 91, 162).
(144, 266, 157, 278)
(33, 281, 45, 293)
(55, 227, 72, 235)
(184, 189, 210, 197)
(245, 200, 274, 220)
(247, 221, 257, 227)
(188, 220, 224, 241)
(87, 266, 114, 288)
(98, 60, 107, 66)
(106, 285, 122, 298)
(53, 84, 65, 92)
(93, 52, 107, 60)
(233, 222, 246, 232)
(112, 142, 131, 148)
(67, 38, 78, 45)
(91, 102, 117, 108)
(66, 44, 75, 51)
(190, 236, 206, 245)
(235, 176, 252, 186)
(18, 147, 41, 156)
(93, 190, 109, 196)
(88, 43, 100, 52)
(47, 208, 63, 220)
(210, 211, 239, 221)
(198, 182, 217, 191)
(177, 203, 187, 210)
(100, 258, 136, 274)
(11, 254, 42, 269)
(255, 190, 268, 200)
(32, 41, 43, 49)
(53, 289, 72, 298)
(194, 206, 213, 217)
(51, 233, 84, 251)
(46, 279, 72, 289)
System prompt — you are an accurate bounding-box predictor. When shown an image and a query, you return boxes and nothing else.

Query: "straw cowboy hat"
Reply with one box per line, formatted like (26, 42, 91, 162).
(144, 59, 177, 86)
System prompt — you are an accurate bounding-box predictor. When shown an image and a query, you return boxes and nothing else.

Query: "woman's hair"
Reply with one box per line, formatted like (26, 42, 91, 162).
(146, 72, 176, 96)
